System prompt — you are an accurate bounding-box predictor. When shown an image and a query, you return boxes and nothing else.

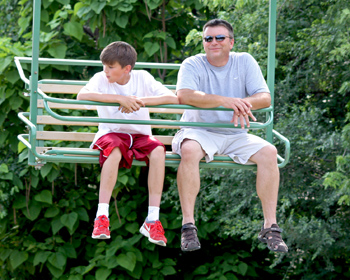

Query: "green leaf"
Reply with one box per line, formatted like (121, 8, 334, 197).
(61, 212, 78, 232)
(68, 275, 83, 280)
(0, 172, 13, 180)
(238, 262, 248, 276)
(193, 264, 208, 275)
(31, 173, 39, 188)
(91, 2, 106, 14)
(13, 195, 26, 209)
(47, 43, 67, 58)
(116, 252, 136, 271)
(125, 222, 139, 234)
(118, 174, 128, 185)
(22, 201, 42, 221)
(47, 167, 60, 182)
(95, 268, 112, 280)
(75, 207, 89, 222)
(44, 206, 60, 218)
(63, 21, 83, 41)
(160, 265, 176, 275)
(9, 95, 23, 110)
(165, 37, 176, 49)
(48, 252, 67, 270)
(106, 256, 119, 269)
(35, 190, 53, 204)
(57, 0, 70, 4)
(10, 250, 28, 270)
(51, 218, 64, 235)
(146, 0, 163, 10)
(0, 248, 11, 261)
(144, 42, 160, 57)
(115, 14, 129, 28)
(46, 262, 64, 278)
(0, 163, 8, 173)
(33, 251, 51, 266)
(40, 163, 53, 178)
(62, 243, 77, 259)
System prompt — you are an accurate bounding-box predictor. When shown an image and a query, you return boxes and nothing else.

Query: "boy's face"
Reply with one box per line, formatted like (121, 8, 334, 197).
(103, 62, 131, 85)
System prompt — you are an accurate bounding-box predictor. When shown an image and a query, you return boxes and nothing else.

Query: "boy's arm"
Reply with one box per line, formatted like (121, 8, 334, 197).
(139, 94, 179, 106)
(77, 90, 145, 113)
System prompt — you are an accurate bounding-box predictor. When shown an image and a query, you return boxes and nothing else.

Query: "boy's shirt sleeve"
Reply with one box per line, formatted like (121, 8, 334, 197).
(79, 73, 104, 109)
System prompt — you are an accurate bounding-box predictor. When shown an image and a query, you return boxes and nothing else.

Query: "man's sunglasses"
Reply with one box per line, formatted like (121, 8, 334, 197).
(203, 35, 231, 43)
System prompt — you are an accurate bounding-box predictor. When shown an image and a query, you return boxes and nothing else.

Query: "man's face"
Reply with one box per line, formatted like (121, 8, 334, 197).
(203, 25, 234, 66)
(103, 62, 130, 85)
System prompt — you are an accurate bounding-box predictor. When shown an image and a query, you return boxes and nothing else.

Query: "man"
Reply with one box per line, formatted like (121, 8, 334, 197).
(172, 19, 288, 253)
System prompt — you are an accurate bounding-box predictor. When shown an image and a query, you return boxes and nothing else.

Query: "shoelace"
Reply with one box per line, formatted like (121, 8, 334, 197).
(96, 217, 109, 228)
(152, 221, 165, 235)
(182, 228, 197, 241)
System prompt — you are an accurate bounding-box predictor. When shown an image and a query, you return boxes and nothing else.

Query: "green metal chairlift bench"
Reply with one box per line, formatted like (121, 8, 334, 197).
(15, 0, 290, 170)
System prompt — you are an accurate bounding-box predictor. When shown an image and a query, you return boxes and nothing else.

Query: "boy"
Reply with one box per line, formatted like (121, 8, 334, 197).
(77, 41, 178, 246)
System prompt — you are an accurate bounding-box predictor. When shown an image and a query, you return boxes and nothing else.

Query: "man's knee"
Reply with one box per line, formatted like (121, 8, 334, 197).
(180, 140, 205, 161)
(253, 145, 278, 164)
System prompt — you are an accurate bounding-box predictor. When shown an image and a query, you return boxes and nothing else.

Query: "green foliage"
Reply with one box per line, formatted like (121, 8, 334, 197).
(1, 0, 350, 279)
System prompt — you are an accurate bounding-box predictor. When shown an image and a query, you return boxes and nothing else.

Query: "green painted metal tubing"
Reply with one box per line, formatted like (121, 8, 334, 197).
(37, 90, 273, 129)
(272, 129, 290, 168)
(18, 112, 288, 168)
(43, 100, 273, 129)
(16, 57, 180, 69)
(36, 89, 273, 112)
(36, 79, 176, 90)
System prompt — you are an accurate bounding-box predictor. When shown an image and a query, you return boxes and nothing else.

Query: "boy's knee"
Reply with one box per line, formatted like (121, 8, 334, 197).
(109, 147, 122, 159)
(149, 145, 165, 159)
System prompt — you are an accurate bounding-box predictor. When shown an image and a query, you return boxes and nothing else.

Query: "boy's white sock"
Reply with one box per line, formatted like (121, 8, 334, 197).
(96, 203, 109, 219)
(147, 206, 160, 221)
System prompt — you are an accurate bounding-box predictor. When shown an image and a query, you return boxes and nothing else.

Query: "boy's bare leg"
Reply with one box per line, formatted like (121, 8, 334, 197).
(249, 145, 279, 228)
(99, 147, 122, 204)
(177, 140, 206, 225)
(141, 145, 167, 246)
(147, 146, 166, 207)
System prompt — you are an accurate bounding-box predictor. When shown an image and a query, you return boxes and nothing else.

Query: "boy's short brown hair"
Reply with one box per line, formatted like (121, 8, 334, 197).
(100, 41, 137, 69)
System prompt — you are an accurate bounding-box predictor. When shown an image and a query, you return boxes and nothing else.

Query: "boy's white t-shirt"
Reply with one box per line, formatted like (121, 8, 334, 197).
(80, 70, 174, 146)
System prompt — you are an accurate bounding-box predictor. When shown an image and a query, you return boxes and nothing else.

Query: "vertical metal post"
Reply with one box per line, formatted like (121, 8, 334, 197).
(28, 0, 41, 165)
(266, 0, 277, 143)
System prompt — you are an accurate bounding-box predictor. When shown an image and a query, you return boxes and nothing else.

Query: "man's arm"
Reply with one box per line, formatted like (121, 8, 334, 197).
(244, 92, 271, 110)
(77, 90, 145, 113)
(177, 88, 261, 128)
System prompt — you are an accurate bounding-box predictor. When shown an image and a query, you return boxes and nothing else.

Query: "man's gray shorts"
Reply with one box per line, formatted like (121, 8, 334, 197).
(171, 128, 272, 165)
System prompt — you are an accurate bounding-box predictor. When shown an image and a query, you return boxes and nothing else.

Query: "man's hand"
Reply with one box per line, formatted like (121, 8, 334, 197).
(118, 96, 145, 113)
(224, 97, 256, 128)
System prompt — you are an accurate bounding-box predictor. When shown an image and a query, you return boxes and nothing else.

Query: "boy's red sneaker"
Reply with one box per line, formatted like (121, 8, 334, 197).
(92, 215, 110, 239)
(140, 220, 167, 246)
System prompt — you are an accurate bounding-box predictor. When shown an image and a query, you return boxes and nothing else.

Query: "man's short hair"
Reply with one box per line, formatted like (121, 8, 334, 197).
(100, 41, 137, 69)
(203, 19, 234, 39)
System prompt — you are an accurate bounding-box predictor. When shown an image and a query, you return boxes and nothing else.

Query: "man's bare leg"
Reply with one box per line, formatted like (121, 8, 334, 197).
(177, 140, 206, 225)
(250, 145, 279, 228)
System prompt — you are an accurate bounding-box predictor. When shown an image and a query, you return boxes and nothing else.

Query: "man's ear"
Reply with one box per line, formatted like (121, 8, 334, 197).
(230, 38, 235, 49)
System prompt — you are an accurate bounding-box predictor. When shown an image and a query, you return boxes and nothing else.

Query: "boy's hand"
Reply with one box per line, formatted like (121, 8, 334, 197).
(119, 96, 145, 113)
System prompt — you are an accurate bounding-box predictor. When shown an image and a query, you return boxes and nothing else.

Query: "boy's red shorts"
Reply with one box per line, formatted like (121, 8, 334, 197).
(92, 132, 165, 168)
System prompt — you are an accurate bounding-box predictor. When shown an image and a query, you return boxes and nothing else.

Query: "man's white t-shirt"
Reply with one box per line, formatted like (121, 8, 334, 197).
(80, 70, 174, 146)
